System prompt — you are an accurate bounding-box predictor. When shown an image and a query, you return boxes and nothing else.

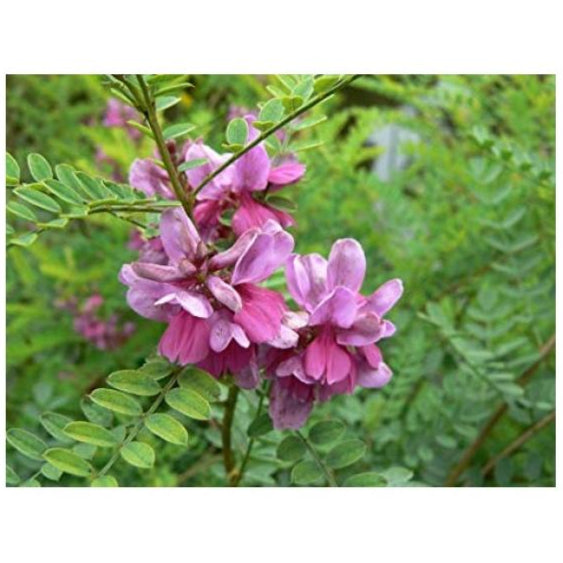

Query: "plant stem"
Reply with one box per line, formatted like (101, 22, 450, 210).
(232, 386, 268, 487)
(222, 384, 240, 486)
(481, 410, 555, 478)
(135, 75, 194, 220)
(193, 74, 362, 197)
(444, 334, 555, 486)
(296, 430, 338, 487)
(94, 367, 183, 479)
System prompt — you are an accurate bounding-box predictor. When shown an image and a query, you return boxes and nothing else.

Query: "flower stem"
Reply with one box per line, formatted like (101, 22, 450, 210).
(222, 384, 240, 486)
(193, 74, 362, 197)
(296, 430, 338, 487)
(134, 75, 194, 221)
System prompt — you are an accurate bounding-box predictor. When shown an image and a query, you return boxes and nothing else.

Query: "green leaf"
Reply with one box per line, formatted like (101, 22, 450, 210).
(163, 122, 196, 140)
(343, 472, 387, 487)
(90, 388, 143, 417)
(156, 96, 181, 111)
(308, 420, 346, 446)
(73, 443, 98, 460)
(43, 179, 85, 205)
(6, 428, 46, 460)
(139, 358, 172, 380)
(126, 120, 154, 139)
(74, 171, 108, 200)
(178, 368, 221, 401)
(314, 75, 342, 92)
(165, 388, 210, 420)
(81, 397, 114, 427)
(40, 411, 74, 443)
(435, 435, 457, 449)
(9, 232, 38, 247)
(41, 463, 63, 482)
(107, 370, 161, 396)
(145, 413, 188, 446)
(63, 421, 118, 448)
(326, 439, 366, 469)
(266, 195, 297, 212)
(6, 152, 20, 185)
(43, 448, 92, 477)
(226, 118, 248, 146)
(15, 185, 61, 213)
(178, 158, 208, 172)
(247, 413, 274, 438)
(7, 201, 38, 222)
(154, 82, 194, 97)
(291, 460, 323, 485)
(91, 475, 119, 487)
(291, 114, 327, 131)
(27, 153, 53, 181)
(276, 435, 306, 462)
(6, 465, 20, 486)
(259, 99, 284, 123)
(380, 467, 414, 486)
(37, 217, 69, 230)
(22, 479, 41, 487)
(121, 441, 155, 469)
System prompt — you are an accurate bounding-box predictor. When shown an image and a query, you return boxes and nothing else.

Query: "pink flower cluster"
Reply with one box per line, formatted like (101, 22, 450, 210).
(58, 294, 136, 350)
(120, 118, 402, 428)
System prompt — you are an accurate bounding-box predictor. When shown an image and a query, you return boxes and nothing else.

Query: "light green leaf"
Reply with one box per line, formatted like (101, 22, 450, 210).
(139, 358, 172, 380)
(6, 465, 20, 486)
(145, 413, 188, 446)
(380, 467, 414, 486)
(226, 118, 248, 146)
(7, 201, 38, 222)
(343, 472, 387, 487)
(90, 388, 143, 417)
(178, 368, 221, 401)
(121, 441, 155, 469)
(64, 421, 118, 448)
(41, 463, 63, 482)
(6, 152, 20, 185)
(91, 475, 119, 487)
(165, 388, 210, 420)
(43, 179, 85, 205)
(73, 443, 98, 460)
(7, 428, 47, 460)
(15, 185, 61, 213)
(27, 153, 53, 181)
(9, 232, 38, 247)
(291, 460, 323, 485)
(276, 435, 306, 462)
(326, 439, 366, 469)
(107, 370, 161, 396)
(39, 411, 73, 442)
(43, 448, 92, 477)
(259, 99, 284, 123)
(81, 397, 114, 427)
(163, 122, 195, 140)
(308, 420, 345, 446)
(156, 96, 181, 111)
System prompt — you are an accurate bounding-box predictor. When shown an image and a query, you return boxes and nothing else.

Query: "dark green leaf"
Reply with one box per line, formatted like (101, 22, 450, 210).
(309, 420, 346, 446)
(291, 460, 323, 485)
(276, 435, 306, 462)
(178, 368, 221, 401)
(6, 465, 20, 486)
(343, 472, 387, 487)
(380, 467, 414, 486)
(40, 411, 74, 443)
(247, 413, 274, 438)
(326, 439, 366, 469)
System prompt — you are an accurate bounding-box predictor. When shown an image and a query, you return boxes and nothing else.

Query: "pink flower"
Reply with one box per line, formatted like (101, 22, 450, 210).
(267, 239, 403, 429)
(103, 98, 141, 141)
(119, 208, 295, 380)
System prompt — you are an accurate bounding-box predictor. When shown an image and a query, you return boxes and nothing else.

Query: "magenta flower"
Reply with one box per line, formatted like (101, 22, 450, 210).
(267, 239, 403, 429)
(103, 98, 142, 141)
(119, 208, 295, 380)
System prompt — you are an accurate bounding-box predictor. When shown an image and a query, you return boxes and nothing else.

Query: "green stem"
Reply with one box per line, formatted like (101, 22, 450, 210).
(232, 386, 268, 487)
(222, 384, 240, 486)
(94, 367, 182, 479)
(134, 75, 194, 220)
(193, 74, 362, 197)
(296, 430, 338, 487)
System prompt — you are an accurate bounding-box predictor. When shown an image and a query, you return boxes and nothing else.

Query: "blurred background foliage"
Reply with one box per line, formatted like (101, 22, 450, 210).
(6, 74, 555, 486)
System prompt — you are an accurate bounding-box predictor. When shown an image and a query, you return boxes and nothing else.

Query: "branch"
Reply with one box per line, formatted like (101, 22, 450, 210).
(221, 384, 240, 486)
(444, 334, 555, 486)
(481, 410, 555, 478)
(296, 430, 338, 487)
(193, 74, 362, 197)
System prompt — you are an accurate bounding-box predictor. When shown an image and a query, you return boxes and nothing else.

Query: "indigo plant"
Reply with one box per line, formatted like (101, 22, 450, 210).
(6, 74, 555, 487)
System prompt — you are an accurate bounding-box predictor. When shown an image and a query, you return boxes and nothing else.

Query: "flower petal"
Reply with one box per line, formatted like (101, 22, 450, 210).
(160, 208, 201, 263)
(366, 279, 404, 316)
(208, 228, 259, 270)
(357, 362, 393, 389)
(327, 238, 366, 292)
(206, 276, 242, 312)
(285, 253, 328, 311)
(232, 143, 270, 192)
(175, 290, 213, 318)
(159, 312, 210, 364)
(309, 286, 358, 329)
(268, 161, 306, 186)
(129, 158, 173, 199)
(269, 379, 314, 430)
(131, 262, 189, 282)
(336, 312, 383, 346)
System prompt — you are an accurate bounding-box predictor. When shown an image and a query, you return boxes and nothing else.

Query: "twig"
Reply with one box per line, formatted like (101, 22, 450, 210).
(221, 384, 240, 486)
(296, 430, 338, 487)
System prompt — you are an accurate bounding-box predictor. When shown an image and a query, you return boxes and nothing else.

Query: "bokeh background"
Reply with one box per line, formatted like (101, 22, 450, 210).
(6, 75, 555, 486)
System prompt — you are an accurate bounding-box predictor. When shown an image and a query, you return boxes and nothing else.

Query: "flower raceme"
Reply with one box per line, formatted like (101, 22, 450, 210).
(120, 209, 296, 388)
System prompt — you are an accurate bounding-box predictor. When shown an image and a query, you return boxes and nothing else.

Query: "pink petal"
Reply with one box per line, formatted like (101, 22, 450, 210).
(206, 276, 242, 312)
(268, 161, 306, 185)
(267, 324, 299, 349)
(357, 362, 393, 388)
(209, 316, 236, 352)
(336, 312, 383, 346)
(131, 262, 189, 282)
(360, 344, 383, 368)
(160, 208, 201, 263)
(159, 312, 210, 364)
(304, 333, 329, 380)
(184, 141, 233, 198)
(366, 279, 404, 316)
(269, 379, 314, 430)
(327, 238, 366, 292)
(129, 158, 173, 199)
(208, 228, 259, 270)
(233, 143, 271, 192)
(309, 286, 358, 329)
(285, 253, 328, 311)
(231, 193, 294, 236)
(175, 290, 213, 318)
